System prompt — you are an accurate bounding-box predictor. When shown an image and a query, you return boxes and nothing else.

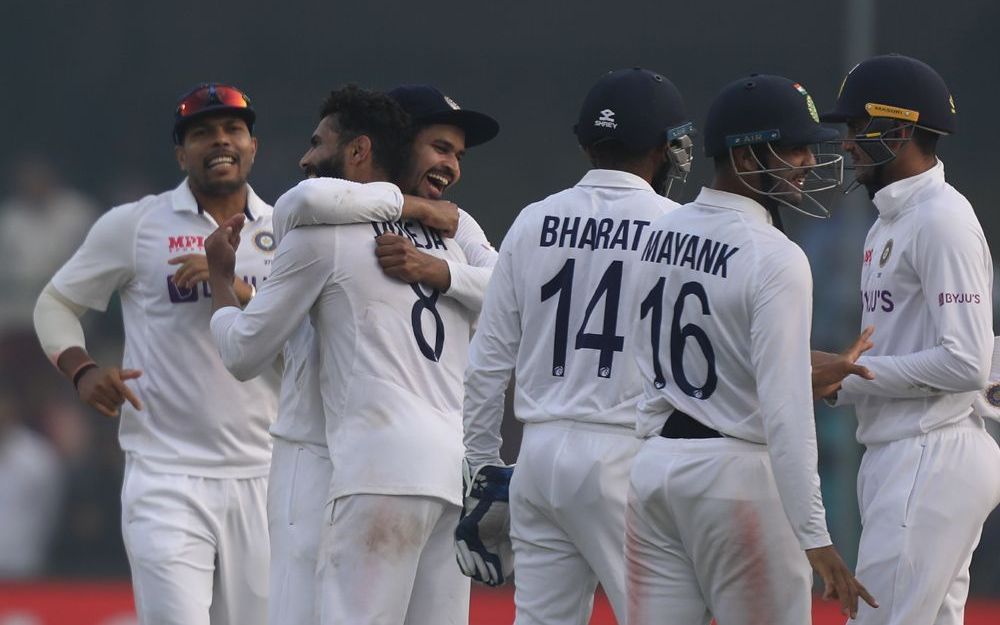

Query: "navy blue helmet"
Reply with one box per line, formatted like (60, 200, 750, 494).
(821, 54, 956, 135)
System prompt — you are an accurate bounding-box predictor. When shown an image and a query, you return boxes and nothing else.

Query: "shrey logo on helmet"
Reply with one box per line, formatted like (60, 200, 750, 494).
(595, 109, 617, 128)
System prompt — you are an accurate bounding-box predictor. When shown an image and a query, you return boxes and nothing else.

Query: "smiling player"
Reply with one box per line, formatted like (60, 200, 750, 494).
(32, 83, 276, 625)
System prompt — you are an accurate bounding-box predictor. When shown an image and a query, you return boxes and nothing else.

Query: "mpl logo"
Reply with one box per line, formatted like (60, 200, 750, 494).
(168, 235, 205, 253)
(863, 248, 873, 266)
(594, 109, 617, 129)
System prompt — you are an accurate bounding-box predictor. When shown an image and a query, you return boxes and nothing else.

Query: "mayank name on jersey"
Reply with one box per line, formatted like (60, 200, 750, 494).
(538, 215, 650, 251)
(640, 229, 740, 278)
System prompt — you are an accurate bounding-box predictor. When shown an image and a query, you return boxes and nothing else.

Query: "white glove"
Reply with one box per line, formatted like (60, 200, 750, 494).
(454, 459, 514, 586)
(972, 336, 1000, 421)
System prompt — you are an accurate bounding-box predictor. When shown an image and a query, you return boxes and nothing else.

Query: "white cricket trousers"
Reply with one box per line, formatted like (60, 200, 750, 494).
(121, 455, 269, 625)
(625, 436, 812, 625)
(267, 439, 332, 625)
(316, 493, 470, 625)
(854, 417, 1000, 625)
(510, 420, 641, 625)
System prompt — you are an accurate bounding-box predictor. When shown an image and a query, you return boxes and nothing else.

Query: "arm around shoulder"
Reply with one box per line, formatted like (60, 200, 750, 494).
(273, 178, 403, 240)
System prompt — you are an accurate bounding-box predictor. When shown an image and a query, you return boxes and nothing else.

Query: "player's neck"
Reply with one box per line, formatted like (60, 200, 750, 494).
(192, 185, 250, 225)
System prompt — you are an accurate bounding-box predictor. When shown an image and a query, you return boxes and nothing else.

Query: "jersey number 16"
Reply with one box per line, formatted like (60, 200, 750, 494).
(540, 259, 718, 400)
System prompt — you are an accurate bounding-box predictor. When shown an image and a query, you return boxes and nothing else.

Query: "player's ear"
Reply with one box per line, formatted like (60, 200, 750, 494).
(249, 136, 258, 166)
(731, 146, 756, 173)
(175, 145, 188, 172)
(349, 135, 373, 166)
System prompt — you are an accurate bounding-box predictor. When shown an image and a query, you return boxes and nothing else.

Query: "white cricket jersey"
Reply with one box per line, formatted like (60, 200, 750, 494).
(268, 178, 404, 452)
(835, 160, 994, 445)
(463, 169, 676, 468)
(259, 178, 496, 451)
(212, 218, 475, 506)
(632, 187, 831, 550)
(51, 180, 279, 477)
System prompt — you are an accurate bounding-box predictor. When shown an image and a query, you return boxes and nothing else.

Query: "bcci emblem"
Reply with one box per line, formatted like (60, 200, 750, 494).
(879, 239, 893, 267)
(793, 83, 820, 123)
(254, 231, 276, 252)
(986, 383, 1000, 408)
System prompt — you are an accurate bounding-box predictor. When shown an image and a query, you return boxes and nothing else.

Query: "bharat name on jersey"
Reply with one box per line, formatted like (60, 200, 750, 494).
(470, 169, 677, 430)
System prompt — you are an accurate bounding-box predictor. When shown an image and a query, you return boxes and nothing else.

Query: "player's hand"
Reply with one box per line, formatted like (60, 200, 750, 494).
(168, 254, 210, 289)
(806, 545, 878, 619)
(77, 366, 143, 418)
(375, 233, 450, 289)
(204, 213, 246, 284)
(811, 326, 875, 400)
(403, 196, 459, 237)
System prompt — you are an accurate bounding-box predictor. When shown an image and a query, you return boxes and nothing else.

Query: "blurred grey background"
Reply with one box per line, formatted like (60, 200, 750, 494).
(0, 0, 997, 597)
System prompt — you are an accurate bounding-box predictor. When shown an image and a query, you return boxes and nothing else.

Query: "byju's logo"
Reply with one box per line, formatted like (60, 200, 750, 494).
(167, 275, 198, 303)
(594, 109, 617, 129)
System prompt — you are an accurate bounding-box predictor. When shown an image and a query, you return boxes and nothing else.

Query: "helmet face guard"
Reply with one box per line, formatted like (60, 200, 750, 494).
(829, 103, 943, 194)
(726, 131, 844, 218)
(663, 122, 695, 199)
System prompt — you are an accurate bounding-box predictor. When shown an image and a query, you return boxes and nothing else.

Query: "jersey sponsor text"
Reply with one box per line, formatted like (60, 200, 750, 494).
(938, 292, 981, 306)
(861, 288, 894, 313)
(168, 235, 206, 253)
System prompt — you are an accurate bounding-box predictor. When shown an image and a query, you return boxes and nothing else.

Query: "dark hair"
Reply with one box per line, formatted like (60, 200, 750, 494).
(911, 127, 940, 156)
(319, 85, 412, 180)
(584, 139, 659, 170)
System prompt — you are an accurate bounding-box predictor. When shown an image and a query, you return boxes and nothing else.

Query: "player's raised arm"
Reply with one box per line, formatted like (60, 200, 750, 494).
(209, 226, 333, 381)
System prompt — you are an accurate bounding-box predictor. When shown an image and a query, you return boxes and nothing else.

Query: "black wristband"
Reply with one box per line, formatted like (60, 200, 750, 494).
(72, 363, 99, 389)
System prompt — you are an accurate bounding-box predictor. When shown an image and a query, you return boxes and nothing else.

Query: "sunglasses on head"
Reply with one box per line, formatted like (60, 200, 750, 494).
(176, 84, 251, 119)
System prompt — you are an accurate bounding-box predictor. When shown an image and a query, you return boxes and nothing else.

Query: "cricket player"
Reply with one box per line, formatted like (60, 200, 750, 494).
(31, 83, 276, 625)
(206, 85, 480, 625)
(625, 74, 877, 625)
(254, 85, 499, 625)
(462, 67, 696, 625)
(820, 54, 1000, 625)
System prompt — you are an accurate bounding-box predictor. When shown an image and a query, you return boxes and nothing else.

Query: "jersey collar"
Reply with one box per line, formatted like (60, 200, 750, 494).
(693, 187, 773, 225)
(576, 168, 656, 193)
(871, 158, 945, 221)
(172, 178, 265, 222)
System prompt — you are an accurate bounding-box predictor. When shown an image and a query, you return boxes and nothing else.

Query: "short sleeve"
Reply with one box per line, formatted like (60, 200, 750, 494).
(51, 203, 140, 311)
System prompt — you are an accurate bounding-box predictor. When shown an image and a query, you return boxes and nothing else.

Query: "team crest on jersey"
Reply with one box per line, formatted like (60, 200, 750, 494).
(986, 383, 1000, 407)
(254, 231, 276, 252)
(879, 239, 893, 267)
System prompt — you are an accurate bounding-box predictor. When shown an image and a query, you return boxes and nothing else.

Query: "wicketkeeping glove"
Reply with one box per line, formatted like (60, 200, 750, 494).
(454, 460, 514, 586)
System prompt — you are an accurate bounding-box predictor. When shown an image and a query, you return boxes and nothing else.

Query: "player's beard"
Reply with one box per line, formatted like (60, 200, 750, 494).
(306, 150, 348, 180)
(189, 169, 246, 198)
(650, 160, 671, 197)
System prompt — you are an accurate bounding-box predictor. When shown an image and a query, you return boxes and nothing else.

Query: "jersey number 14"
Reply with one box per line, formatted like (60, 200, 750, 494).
(540, 259, 717, 400)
